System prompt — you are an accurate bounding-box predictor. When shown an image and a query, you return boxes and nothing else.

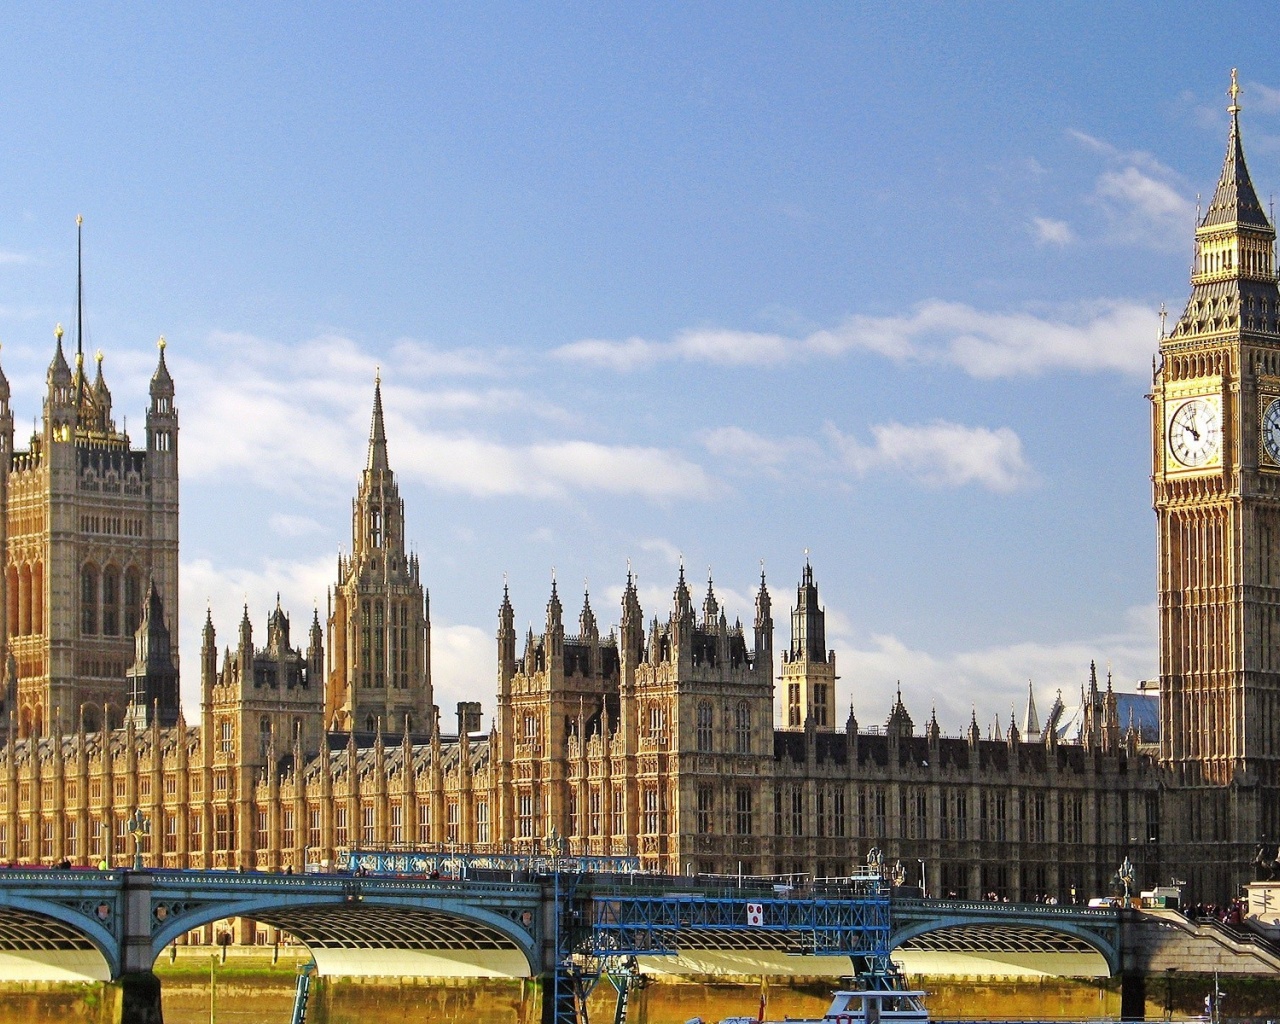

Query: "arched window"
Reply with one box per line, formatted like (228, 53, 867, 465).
(373, 601, 385, 684)
(696, 702, 714, 752)
(124, 569, 142, 636)
(31, 563, 42, 635)
(80, 565, 98, 635)
(6, 565, 17, 637)
(734, 702, 751, 754)
(365, 715, 375, 734)
(18, 564, 31, 636)
(102, 566, 119, 636)
(360, 600, 371, 688)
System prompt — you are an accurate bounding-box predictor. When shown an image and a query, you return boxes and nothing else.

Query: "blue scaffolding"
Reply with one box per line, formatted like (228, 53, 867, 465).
(586, 874, 891, 959)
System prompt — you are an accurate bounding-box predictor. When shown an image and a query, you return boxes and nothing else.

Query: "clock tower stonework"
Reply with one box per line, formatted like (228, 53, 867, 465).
(1154, 74, 1280, 894)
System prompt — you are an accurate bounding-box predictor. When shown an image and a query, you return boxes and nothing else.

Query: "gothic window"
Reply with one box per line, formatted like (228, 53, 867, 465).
(567, 790, 579, 837)
(6, 565, 17, 638)
(309, 808, 322, 850)
(370, 509, 382, 548)
(523, 713, 539, 741)
(256, 810, 269, 849)
(833, 789, 847, 838)
(642, 787, 660, 835)
(696, 701, 713, 752)
(417, 801, 431, 844)
(334, 806, 348, 848)
(101, 566, 119, 635)
(362, 804, 375, 845)
(18, 564, 30, 636)
(648, 703, 665, 737)
(283, 808, 295, 850)
(518, 792, 533, 838)
(734, 786, 753, 835)
(360, 601, 371, 688)
(373, 601, 385, 684)
(696, 785, 714, 834)
(80, 564, 99, 635)
(476, 801, 489, 845)
(612, 785, 624, 837)
(814, 683, 828, 726)
(589, 787, 601, 837)
(787, 683, 800, 727)
(31, 562, 42, 635)
(389, 804, 402, 846)
(365, 715, 375, 733)
(219, 721, 233, 754)
(734, 702, 751, 753)
(124, 569, 142, 636)
(791, 787, 804, 836)
(260, 717, 272, 759)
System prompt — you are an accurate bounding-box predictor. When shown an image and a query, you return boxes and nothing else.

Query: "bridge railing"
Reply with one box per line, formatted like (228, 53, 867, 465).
(892, 897, 1119, 919)
(343, 848, 643, 878)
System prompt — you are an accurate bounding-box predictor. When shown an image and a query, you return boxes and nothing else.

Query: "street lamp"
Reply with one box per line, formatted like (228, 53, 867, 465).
(918, 859, 927, 898)
(125, 809, 151, 870)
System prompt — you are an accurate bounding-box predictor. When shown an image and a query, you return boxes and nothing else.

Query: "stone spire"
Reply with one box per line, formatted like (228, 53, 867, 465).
(367, 371, 389, 473)
(1022, 681, 1041, 742)
(1169, 69, 1279, 343)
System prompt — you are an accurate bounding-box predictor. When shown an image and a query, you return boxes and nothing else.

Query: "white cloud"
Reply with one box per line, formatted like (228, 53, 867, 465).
(270, 513, 328, 538)
(704, 420, 1032, 493)
(1031, 217, 1075, 246)
(829, 421, 1033, 493)
(1069, 130, 1196, 248)
(431, 624, 495, 729)
(1246, 81, 1280, 115)
(174, 331, 715, 503)
(179, 554, 333, 710)
(555, 300, 1158, 378)
(832, 604, 1156, 735)
(0, 251, 32, 265)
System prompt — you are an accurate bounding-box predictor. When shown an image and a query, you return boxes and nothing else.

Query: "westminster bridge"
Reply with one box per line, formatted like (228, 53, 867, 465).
(0, 858, 1258, 1023)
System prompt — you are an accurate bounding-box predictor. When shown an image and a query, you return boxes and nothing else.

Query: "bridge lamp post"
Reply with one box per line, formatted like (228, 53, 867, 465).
(918, 859, 926, 898)
(125, 808, 151, 871)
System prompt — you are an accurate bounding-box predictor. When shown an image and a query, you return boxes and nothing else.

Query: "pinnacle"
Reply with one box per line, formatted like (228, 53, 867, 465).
(366, 375, 390, 473)
(1201, 76, 1271, 232)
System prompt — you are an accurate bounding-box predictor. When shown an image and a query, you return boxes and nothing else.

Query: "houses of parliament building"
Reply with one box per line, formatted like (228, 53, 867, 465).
(0, 84, 1276, 911)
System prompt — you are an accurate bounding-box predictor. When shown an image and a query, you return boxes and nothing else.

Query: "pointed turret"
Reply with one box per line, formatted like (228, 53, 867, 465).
(702, 570, 719, 626)
(968, 706, 981, 747)
(579, 587, 597, 638)
(1168, 69, 1280, 344)
(1203, 71, 1269, 231)
(1022, 681, 1041, 742)
(367, 372, 390, 473)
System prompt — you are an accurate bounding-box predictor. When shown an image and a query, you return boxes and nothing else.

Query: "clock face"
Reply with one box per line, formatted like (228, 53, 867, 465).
(1264, 399, 1280, 465)
(1169, 398, 1222, 469)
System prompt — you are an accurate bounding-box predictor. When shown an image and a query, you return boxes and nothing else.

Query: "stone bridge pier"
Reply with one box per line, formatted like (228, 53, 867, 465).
(118, 873, 163, 1024)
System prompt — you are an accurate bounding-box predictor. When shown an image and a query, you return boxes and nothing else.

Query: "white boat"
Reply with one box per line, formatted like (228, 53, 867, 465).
(688, 975, 930, 1024)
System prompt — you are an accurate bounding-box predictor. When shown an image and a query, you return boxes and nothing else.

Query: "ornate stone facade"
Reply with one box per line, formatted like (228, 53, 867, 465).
(0, 94, 1276, 908)
(2, 307, 178, 740)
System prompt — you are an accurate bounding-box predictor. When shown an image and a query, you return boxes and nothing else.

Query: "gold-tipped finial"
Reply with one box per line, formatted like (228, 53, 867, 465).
(375, 364, 381, 386)
(76, 214, 82, 227)
(157, 335, 166, 351)
(54, 323, 63, 341)
(95, 349, 103, 365)
(1229, 68, 1241, 115)
(75, 351, 83, 368)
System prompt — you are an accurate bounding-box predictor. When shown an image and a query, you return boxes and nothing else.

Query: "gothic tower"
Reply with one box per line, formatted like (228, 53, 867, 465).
(3, 221, 179, 738)
(1154, 73, 1280, 890)
(781, 560, 836, 731)
(326, 377, 434, 737)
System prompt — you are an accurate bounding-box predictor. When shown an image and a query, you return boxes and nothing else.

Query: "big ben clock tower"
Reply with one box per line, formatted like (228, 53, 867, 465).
(1155, 72, 1280, 894)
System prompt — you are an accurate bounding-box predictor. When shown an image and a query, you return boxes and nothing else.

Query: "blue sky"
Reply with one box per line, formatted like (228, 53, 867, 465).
(0, 5, 1273, 730)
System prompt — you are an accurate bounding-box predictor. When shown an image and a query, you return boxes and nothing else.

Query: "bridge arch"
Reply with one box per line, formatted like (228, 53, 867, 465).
(149, 892, 539, 978)
(0, 894, 120, 980)
(890, 916, 1119, 976)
